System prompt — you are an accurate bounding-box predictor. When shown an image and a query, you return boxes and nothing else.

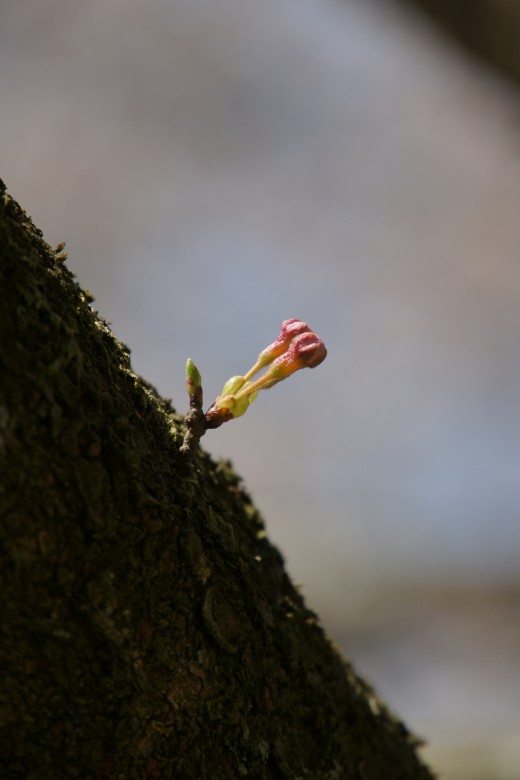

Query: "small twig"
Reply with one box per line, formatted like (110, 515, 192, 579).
(180, 358, 206, 456)
(180, 406, 207, 456)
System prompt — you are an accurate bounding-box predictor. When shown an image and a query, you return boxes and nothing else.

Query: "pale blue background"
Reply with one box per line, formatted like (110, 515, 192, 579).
(2, 1, 520, 775)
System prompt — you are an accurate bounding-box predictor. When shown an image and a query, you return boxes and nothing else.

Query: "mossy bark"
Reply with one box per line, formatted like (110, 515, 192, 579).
(0, 180, 433, 779)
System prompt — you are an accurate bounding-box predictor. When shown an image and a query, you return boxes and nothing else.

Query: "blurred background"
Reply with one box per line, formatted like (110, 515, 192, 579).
(2, 0, 520, 776)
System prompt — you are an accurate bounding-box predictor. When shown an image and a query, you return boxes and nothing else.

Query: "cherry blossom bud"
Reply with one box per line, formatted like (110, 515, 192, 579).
(289, 330, 327, 368)
(202, 320, 326, 430)
(265, 331, 327, 381)
(221, 375, 247, 395)
(244, 318, 311, 380)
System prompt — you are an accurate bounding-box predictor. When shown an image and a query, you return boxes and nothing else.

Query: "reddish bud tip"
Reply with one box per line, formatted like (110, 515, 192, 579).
(244, 319, 314, 382)
(249, 319, 311, 374)
(280, 318, 311, 337)
(202, 320, 326, 432)
(289, 331, 327, 368)
(268, 318, 311, 355)
(267, 330, 327, 380)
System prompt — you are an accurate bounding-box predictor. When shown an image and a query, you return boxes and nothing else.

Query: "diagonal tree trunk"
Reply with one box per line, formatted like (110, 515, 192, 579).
(0, 179, 433, 779)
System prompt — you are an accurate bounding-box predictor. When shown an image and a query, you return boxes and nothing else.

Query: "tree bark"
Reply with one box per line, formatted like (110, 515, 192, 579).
(399, 0, 520, 86)
(0, 179, 433, 779)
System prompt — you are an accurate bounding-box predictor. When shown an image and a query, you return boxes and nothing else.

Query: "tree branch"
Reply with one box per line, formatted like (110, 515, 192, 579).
(0, 180, 433, 779)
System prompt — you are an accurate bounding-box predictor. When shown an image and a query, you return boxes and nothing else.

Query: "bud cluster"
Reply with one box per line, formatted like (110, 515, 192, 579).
(204, 319, 326, 429)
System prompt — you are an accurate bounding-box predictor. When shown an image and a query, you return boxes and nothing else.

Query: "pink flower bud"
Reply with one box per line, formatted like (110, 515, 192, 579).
(289, 331, 327, 368)
(244, 319, 311, 381)
(262, 318, 310, 360)
(202, 320, 326, 432)
(268, 331, 327, 380)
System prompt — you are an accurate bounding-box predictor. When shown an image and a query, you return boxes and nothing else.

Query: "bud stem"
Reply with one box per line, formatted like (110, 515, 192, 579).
(180, 358, 207, 456)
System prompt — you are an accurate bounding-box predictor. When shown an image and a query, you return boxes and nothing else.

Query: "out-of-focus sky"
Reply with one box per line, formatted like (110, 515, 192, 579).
(3, 0, 520, 774)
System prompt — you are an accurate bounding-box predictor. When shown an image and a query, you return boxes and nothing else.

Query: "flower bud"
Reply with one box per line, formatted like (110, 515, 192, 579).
(221, 375, 246, 395)
(244, 319, 311, 380)
(289, 331, 327, 368)
(267, 331, 327, 380)
(201, 320, 326, 432)
(265, 318, 311, 357)
(217, 393, 250, 418)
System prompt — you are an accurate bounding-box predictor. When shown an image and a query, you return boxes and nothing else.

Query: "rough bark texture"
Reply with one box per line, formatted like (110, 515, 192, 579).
(0, 180, 434, 779)
(400, 0, 520, 86)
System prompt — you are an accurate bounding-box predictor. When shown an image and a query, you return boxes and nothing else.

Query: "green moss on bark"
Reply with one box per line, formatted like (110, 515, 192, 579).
(0, 180, 434, 779)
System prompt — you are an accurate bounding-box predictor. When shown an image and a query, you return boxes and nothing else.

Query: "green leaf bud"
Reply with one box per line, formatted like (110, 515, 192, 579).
(221, 375, 246, 395)
(186, 358, 201, 393)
